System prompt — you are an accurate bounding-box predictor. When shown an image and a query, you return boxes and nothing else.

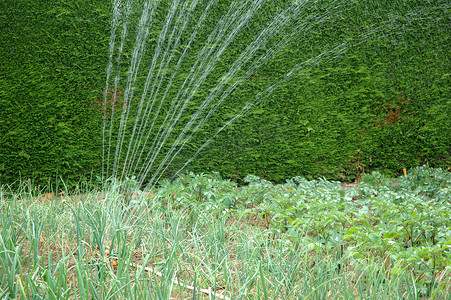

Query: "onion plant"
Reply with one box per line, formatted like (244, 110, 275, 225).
(0, 167, 449, 298)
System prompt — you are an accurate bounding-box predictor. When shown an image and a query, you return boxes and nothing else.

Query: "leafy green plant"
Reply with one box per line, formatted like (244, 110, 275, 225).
(1, 166, 450, 298)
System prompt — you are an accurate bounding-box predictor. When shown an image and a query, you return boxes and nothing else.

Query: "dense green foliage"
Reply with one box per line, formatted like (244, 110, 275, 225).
(195, 0, 450, 182)
(156, 166, 451, 295)
(0, 0, 110, 186)
(0, 166, 449, 298)
(0, 0, 449, 188)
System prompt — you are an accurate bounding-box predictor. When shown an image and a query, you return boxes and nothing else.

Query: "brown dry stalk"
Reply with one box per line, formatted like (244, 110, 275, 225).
(129, 262, 230, 300)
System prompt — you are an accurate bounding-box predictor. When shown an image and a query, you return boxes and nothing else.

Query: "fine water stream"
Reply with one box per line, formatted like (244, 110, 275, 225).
(101, 0, 448, 190)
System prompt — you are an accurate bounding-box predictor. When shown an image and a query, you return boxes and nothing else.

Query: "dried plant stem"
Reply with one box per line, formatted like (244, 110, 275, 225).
(129, 262, 230, 300)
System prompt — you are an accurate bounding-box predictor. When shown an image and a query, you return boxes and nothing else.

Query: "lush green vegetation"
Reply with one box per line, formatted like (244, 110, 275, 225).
(1, 166, 449, 298)
(0, 0, 449, 187)
(1, 1, 449, 297)
(0, 0, 109, 186)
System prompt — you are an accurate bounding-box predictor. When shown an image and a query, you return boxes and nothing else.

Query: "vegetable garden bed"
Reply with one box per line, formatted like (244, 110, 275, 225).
(0, 166, 449, 299)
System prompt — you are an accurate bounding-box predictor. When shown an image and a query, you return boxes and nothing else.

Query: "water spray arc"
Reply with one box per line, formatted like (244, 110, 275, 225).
(101, 0, 447, 190)
(102, 0, 346, 189)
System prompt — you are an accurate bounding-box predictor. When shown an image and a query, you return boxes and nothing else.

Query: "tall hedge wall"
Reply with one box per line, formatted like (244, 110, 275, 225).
(0, 0, 449, 188)
(0, 0, 110, 187)
(195, 0, 451, 182)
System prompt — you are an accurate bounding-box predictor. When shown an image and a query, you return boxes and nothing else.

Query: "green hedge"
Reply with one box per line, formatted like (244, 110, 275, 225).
(183, 0, 450, 182)
(0, 0, 110, 187)
(0, 0, 449, 188)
